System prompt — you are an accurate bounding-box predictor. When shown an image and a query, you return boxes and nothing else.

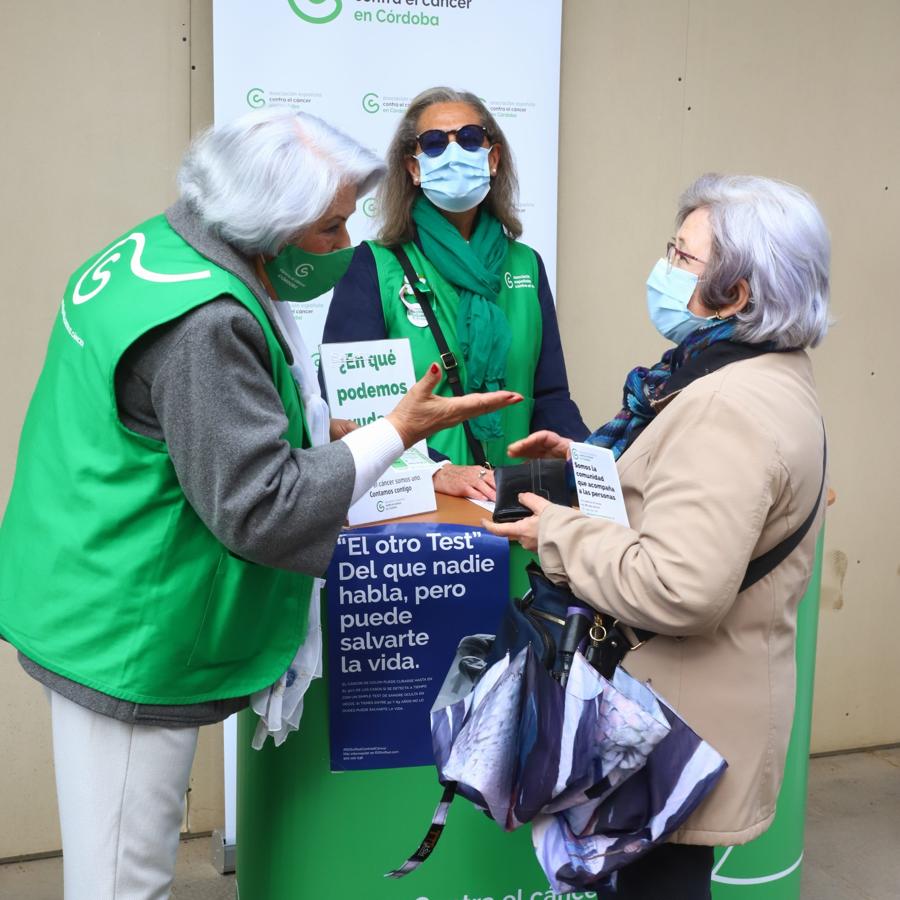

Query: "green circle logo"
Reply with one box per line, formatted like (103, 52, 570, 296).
(288, 0, 342, 24)
(246, 88, 266, 109)
(362, 92, 380, 114)
(363, 198, 377, 218)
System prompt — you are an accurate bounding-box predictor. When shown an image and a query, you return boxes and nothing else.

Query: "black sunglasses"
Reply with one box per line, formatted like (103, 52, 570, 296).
(415, 124, 489, 158)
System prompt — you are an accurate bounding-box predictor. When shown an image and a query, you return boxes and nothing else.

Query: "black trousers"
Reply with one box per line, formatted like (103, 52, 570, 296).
(607, 843, 714, 899)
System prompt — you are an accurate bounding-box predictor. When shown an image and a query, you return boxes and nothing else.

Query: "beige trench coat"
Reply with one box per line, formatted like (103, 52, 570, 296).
(538, 350, 825, 846)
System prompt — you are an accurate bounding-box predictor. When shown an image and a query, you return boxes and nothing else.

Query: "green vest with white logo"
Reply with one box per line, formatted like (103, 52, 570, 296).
(368, 239, 542, 467)
(0, 215, 314, 704)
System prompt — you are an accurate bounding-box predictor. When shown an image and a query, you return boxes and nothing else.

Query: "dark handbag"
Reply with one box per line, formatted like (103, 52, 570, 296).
(492, 459, 570, 523)
(486, 561, 652, 681)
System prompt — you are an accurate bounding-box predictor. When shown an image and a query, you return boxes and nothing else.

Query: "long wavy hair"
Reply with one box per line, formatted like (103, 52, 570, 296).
(376, 86, 522, 246)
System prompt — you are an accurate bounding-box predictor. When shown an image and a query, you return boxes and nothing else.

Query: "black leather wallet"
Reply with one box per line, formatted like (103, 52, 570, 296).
(492, 459, 570, 523)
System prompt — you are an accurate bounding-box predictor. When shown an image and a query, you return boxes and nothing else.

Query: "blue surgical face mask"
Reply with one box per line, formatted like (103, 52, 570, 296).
(416, 142, 491, 213)
(646, 258, 714, 344)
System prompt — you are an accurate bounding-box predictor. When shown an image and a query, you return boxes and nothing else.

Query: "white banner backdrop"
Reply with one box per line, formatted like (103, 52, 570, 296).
(212, 0, 562, 850)
(213, 0, 563, 360)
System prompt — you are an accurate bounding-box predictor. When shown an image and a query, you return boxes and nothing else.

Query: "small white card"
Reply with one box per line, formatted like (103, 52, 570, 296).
(320, 338, 436, 525)
(344, 445, 437, 526)
(570, 442, 630, 526)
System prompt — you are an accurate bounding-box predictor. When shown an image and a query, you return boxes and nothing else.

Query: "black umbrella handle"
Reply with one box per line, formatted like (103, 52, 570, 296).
(556, 606, 593, 686)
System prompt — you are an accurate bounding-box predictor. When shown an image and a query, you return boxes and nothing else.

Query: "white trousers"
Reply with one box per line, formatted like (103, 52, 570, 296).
(48, 690, 200, 900)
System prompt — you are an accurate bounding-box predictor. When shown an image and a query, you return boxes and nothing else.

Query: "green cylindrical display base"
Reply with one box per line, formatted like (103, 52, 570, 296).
(236, 538, 823, 899)
(236, 547, 573, 900)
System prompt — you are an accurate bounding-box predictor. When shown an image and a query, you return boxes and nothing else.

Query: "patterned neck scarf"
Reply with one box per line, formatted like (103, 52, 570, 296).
(412, 196, 510, 440)
(587, 319, 738, 459)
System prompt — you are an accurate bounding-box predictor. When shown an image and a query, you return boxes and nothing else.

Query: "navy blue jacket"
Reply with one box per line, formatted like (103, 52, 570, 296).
(322, 242, 589, 459)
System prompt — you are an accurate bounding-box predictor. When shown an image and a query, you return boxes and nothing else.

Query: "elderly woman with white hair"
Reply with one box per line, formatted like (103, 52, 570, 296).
(0, 108, 520, 899)
(487, 173, 829, 898)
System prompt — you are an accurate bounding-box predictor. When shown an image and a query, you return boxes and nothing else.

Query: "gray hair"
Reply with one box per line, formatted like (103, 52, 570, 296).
(178, 107, 385, 256)
(376, 86, 522, 246)
(676, 174, 831, 349)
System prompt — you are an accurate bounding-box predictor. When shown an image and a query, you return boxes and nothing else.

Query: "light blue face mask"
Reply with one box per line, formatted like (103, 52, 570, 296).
(646, 258, 715, 344)
(416, 142, 491, 213)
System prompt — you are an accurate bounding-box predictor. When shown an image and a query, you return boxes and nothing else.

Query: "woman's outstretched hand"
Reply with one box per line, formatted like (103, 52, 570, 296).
(507, 429, 572, 460)
(387, 363, 522, 449)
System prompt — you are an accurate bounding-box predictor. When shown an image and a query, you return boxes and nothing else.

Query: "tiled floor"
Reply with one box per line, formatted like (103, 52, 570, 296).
(1, 748, 897, 899)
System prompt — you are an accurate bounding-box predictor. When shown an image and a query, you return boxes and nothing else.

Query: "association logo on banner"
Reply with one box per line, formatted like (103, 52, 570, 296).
(489, 98, 538, 120)
(246, 87, 266, 108)
(244, 87, 324, 109)
(288, 0, 342, 24)
(286, 0, 485, 29)
(360, 91, 413, 115)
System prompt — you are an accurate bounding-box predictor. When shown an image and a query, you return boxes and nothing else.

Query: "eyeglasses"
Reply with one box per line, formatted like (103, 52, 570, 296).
(415, 124, 489, 158)
(666, 241, 707, 274)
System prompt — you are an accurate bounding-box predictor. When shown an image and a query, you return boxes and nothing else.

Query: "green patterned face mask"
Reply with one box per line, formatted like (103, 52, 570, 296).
(263, 244, 355, 301)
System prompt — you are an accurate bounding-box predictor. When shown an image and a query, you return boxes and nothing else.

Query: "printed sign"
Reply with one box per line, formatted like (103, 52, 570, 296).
(320, 338, 436, 524)
(348, 445, 436, 526)
(326, 523, 509, 770)
(570, 442, 630, 526)
(213, 0, 564, 318)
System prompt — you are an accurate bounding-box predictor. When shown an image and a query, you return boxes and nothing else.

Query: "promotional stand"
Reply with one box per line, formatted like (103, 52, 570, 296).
(236, 496, 568, 900)
(236, 501, 825, 900)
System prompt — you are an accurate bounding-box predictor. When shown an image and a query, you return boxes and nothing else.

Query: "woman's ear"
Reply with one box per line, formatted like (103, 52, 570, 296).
(722, 278, 751, 317)
(488, 143, 501, 176)
(405, 155, 421, 186)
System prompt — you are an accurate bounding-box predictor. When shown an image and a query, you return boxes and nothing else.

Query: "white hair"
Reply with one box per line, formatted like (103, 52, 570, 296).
(178, 107, 385, 256)
(677, 174, 831, 349)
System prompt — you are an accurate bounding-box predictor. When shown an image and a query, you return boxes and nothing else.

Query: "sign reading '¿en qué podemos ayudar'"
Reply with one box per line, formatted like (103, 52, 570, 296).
(326, 522, 509, 770)
(320, 338, 436, 524)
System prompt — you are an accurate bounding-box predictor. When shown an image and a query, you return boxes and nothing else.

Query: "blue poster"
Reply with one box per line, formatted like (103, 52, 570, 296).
(326, 523, 509, 771)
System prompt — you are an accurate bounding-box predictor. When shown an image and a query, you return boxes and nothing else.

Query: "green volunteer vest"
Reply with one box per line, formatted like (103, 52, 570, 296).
(0, 215, 314, 704)
(369, 239, 542, 467)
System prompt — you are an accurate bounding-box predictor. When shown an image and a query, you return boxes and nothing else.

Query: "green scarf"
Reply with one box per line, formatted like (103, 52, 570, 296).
(412, 196, 511, 440)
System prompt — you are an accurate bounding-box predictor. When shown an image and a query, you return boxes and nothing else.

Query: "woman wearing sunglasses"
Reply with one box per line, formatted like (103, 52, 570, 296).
(323, 86, 588, 499)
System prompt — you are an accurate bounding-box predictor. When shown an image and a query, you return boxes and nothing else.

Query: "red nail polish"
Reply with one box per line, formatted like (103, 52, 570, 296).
(430, 363, 440, 375)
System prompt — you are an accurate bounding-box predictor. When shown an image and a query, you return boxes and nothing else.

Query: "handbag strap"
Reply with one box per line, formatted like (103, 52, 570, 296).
(390, 245, 489, 469)
(385, 782, 457, 879)
(583, 426, 827, 676)
(739, 429, 827, 592)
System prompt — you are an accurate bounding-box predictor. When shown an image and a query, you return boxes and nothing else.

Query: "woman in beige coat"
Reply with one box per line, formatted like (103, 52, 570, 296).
(487, 173, 829, 899)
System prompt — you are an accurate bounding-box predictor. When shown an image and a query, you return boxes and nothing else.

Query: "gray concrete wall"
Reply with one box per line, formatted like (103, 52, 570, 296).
(1, 0, 897, 858)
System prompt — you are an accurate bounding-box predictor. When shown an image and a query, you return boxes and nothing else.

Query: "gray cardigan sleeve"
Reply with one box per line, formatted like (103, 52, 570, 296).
(115, 297, 355, 576)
